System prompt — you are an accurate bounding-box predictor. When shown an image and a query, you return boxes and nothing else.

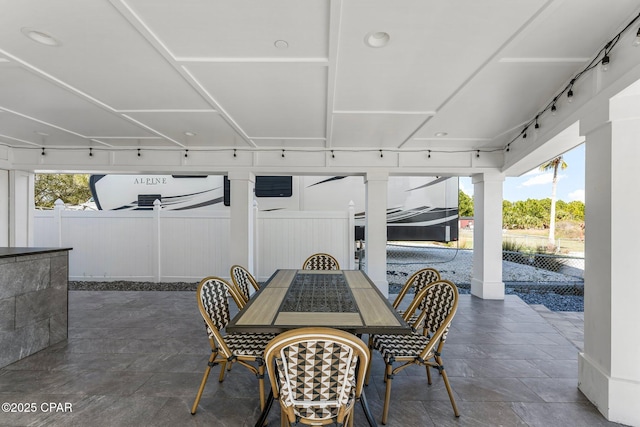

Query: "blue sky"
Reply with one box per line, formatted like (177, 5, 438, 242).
(459, 143, 585, 203)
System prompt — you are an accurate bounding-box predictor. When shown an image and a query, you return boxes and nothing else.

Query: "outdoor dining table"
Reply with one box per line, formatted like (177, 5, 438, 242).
(227, 268, 412, 427)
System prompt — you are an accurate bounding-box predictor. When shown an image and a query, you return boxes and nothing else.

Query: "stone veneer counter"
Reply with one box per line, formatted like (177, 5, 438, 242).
(0, 247, 71, 368)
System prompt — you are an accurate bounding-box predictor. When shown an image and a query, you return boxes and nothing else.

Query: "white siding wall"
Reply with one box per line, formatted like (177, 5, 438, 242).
(34, 207, 352, 282)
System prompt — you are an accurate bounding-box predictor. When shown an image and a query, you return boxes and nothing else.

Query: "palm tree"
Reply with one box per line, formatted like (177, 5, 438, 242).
(539, 156, 568, 248)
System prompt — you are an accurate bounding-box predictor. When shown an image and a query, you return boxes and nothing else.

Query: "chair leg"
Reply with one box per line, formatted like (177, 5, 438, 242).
(426, 365, 432, 385)
(382, 363, 393, 425)
(218, 360, 228, 382)
(258, 364, 266, 411)
(436, 358, 460, 417)
(191, 352, 216, 415)
(440, 369, 460, 417)
(364, 336, 373, 386)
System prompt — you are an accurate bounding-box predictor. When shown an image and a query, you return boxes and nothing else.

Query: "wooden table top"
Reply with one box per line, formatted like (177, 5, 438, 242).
(227, 269, 410, 335)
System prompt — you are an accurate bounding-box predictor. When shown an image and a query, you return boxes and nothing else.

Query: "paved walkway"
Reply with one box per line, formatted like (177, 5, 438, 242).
(0, 291, 615, 427)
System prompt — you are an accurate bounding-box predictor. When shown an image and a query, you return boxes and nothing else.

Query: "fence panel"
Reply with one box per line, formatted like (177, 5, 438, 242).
(34, 207, 352, 283)
(159, 212, 230, 281)
(257, 211, 352, 281)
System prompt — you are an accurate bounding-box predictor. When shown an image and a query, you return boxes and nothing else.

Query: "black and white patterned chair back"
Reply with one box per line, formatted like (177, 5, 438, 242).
(302, 253, 340, 270)
(418, 280, 458, 344)
(265, 328, 369, 425)
(197, 277, 231, 338)
(230, 265, 252, 302)
(409, 268, 441, 311)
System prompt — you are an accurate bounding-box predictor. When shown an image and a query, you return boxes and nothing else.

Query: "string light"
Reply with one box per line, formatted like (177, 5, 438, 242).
(476, 150, 480, 158)
(89, 148, 93, 157)
(380, 149, 383, 158)
(427, 150, 431, 159)
(41, 147, 45, 156)
(137, 148, 141, 157)
(601, 54, 610, 72)
(504, 12, 640, 152)
(331, 150, 335, 158)
(184, 149, 188, 158)
(281, 149, 285, 158)
(233, 149, 237, 157)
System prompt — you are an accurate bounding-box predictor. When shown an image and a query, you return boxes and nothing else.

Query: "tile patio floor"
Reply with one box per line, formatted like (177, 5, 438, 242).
(0, 291, 621, 427)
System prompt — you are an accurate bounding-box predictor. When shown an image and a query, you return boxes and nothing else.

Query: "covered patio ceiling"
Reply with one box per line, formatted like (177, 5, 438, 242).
(1, 1, 639, 175)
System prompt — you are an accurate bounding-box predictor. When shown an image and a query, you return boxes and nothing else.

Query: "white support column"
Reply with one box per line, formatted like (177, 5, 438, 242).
(578, 90, 640, 426)
(364, 172, 388, 296)
(228, 171, 256, 275)
(152, 199, 162, 283)
(0, 170, 9, 246)
(8, 170, 35, 247)
(470, 172, 505, 299)
(348, 200, 355, 270)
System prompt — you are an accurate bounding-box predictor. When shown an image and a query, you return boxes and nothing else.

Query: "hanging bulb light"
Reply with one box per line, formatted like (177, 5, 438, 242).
(634, 27, 640, 47)
(567, 80, 575, 103)
(551, 101, 557, 116)
(534, 118, 540, 131)
(601, 54, 610, 72)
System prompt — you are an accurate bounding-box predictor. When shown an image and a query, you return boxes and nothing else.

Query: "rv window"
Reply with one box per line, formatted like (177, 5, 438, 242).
(224, 176, 292, 203)
(138, 194, 161, 208)
(223, 176, 230, 206)
(255, 176, 292, 197)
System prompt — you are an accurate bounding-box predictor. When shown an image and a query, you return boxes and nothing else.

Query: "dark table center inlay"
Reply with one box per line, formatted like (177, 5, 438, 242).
(279, 272, 358, 313)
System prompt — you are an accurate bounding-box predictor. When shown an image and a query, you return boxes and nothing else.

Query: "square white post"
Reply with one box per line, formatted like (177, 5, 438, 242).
(365, 172, 389, 296)
(470, 172, 505, 299)
(228, 171, 256, 276)
(578, 89, 640, 426)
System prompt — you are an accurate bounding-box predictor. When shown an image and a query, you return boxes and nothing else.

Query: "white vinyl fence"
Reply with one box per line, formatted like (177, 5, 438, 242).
(34, 201, 354, 282)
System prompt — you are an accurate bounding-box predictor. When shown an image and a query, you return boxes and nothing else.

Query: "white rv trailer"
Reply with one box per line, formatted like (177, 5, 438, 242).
(89, 175, 459, 241)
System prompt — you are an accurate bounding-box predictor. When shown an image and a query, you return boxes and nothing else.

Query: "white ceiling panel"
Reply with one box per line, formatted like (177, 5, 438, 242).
(127, 0, 330, 59)
(124, 111, 245, 147)
(331, 113, 428, 148)
(185, 62, 327, 138)
(0, 0, 638, 172)
(90, 138, 174, 148)
(0, 111, 89, 146)
(0, 66, 154, 137)
(501, 0, 640, 59)
(415, 61, 582, 142)
(333, 0, 547, 112)
(0, 0, 210, 110)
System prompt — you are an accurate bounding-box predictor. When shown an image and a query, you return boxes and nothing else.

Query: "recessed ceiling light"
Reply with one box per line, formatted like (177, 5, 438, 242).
(274, 40, 289, 49)
(434, 132, 448, 137)
(184, 131, 196, 137)
(21, 28, 60, 46)
(364, 31, 390, 48)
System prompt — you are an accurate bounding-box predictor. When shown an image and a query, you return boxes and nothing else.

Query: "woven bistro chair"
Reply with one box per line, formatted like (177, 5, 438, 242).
(366, 279, 460, 424)
(230, 264, 261, 304)
(264, 327, 370, 427)
(392, 267, 441, 327)
(302, 253, 340, 270)
(191, 276, 275, 415)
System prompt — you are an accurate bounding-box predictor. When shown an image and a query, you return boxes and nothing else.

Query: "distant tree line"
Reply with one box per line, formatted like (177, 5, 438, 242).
(458, 190, 584, 230)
